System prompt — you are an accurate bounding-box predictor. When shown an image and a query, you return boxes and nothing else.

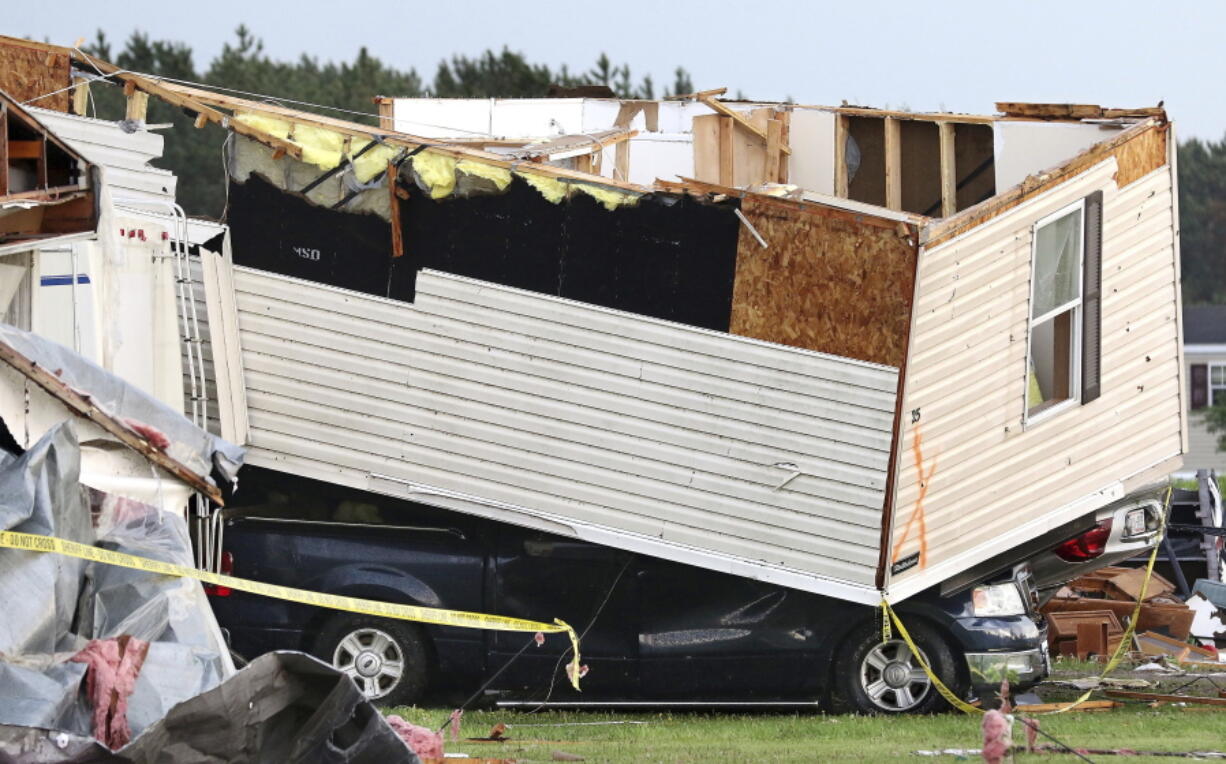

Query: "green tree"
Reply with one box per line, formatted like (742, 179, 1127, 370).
(1178, 135, 1226, 305)
(1204, 405, 1226, 452)
(82, 27, 700, 215)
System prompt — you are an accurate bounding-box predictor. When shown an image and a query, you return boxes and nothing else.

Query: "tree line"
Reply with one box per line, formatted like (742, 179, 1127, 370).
(81, 27, 1224, 309)
(82, 27, 692, 216)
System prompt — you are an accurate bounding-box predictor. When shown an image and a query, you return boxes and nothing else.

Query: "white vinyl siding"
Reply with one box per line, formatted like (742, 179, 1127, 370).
(231, 267, 898, 597)
(887, 152, 1184, 599)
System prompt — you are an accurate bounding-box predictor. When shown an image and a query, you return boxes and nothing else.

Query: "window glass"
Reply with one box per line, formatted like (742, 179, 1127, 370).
(1032, 210, 1082, 319)
(1211, 364, 1226, 406)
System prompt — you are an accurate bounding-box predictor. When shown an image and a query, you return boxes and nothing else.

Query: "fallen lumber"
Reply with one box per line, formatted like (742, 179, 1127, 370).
(1014, 700, 1120, 713)
(1104, 690, 1226, 706)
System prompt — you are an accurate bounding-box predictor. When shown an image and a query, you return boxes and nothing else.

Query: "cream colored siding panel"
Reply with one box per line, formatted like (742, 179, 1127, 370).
(233, 267, 897, 595)
(887, 156, 1183, 600)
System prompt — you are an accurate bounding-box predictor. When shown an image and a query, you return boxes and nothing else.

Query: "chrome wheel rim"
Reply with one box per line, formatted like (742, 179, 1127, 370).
(333, 627, 405, 700)
(859, 639, 932, 712)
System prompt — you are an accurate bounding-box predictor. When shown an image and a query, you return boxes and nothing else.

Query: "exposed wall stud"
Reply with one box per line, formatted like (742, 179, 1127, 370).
(884, 117, 902, 211)
(939, 121, 956, 217)
(834, 115, 849, 197)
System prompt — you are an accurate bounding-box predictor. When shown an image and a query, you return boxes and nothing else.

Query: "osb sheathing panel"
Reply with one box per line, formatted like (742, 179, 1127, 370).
(1114, 123, 1168, 188)
(0, 41, 70, 112)
(729, 196, 917, 367)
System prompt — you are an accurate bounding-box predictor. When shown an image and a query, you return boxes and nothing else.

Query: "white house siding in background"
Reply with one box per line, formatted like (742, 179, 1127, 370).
(887, 151, 1185, 599)
(1184, 347, 1226, 473)
(232, 267, 899, 600)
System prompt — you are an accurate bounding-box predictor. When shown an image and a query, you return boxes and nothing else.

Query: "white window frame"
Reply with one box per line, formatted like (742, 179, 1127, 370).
(1024, 199, 1085, 427)
(1210, 362, 1226, 407)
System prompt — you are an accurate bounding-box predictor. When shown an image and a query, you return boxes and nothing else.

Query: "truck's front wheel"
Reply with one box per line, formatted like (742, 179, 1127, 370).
(834, 620, 964, 714)
(314, 616, 431, 706)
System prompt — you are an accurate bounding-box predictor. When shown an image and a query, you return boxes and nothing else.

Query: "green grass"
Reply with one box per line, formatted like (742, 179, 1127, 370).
(384, 658, 1226, 761)
(383, 703, 1225, 762)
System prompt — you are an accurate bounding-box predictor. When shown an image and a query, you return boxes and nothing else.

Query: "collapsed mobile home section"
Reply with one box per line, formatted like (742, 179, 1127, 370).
(18, 42, 1175, 604)
(193, 96, 1184, 603)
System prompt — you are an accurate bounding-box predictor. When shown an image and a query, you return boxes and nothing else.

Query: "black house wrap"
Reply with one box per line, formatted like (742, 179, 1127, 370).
(227, 172, 743, 333)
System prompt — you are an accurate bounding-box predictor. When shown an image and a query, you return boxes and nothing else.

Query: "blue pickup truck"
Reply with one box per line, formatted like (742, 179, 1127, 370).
(207, 467, 1049, 713)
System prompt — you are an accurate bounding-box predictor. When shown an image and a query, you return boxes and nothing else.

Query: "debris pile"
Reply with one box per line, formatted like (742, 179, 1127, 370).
(1042, 566, 1225, 661)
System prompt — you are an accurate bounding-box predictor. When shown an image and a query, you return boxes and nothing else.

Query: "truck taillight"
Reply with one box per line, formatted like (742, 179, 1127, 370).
(204, 551, 234, 597)
(1054, 520, 1112, 562)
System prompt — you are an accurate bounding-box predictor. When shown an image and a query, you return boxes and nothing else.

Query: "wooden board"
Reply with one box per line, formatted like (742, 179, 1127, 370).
(728, 195, 917, 366)
(693, 109, 776, 187)
(0, 39, 71, 112)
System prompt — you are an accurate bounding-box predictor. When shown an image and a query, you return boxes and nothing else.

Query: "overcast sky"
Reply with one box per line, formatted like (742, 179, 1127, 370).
(17, 0, 1226, 139)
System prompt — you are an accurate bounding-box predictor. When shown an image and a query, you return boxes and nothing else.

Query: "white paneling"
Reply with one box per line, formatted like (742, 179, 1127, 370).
(623, 135, 694, 185)
(994, 121, 1124, 192)
(392, 99, 492, 138)
(231, 268, 898, 594)
(788, 108, 836, 195)
(888, 156, 1184, 600)
(491, 99, 583, 137)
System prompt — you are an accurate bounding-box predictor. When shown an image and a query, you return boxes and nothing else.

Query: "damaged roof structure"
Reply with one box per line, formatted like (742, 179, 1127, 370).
(0, 35, 1187, 611)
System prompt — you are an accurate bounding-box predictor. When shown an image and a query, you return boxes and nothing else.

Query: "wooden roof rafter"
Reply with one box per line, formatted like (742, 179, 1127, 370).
(58, 53, 656, 195)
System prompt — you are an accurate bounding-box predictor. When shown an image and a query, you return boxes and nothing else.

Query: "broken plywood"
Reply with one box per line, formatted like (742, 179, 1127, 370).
(0, 38, 71, 112)
(728, 195, 917, 366)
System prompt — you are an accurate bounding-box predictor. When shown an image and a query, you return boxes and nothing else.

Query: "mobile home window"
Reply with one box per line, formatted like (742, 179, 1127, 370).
(1212, 363, 1226, 406)
(1026, 201, 1084, 419)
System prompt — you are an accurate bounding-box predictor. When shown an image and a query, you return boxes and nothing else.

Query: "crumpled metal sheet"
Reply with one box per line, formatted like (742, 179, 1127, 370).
(0, 422, 92, 657)
(0, 322, 245, 486)
(0, 422, 232, 743)
(0, 654, 420, 764)
(117, 652, 420, 763)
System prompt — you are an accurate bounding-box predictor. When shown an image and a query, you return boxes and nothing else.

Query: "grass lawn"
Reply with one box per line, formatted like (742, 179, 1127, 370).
(381, 704, 1224, 762)
(385, 659, 1226, 762)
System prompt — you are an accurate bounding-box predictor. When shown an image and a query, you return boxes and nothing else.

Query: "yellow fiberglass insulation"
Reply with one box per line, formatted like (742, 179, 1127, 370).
(456, 160, 512, 191)
(574, 183, 639, 212)
(412, 152, 458, 199)
(235, 112, 292, 141)
(291, 124, 346, 170)
(350, 142, 402, 184)
(514, 171, 568, 204)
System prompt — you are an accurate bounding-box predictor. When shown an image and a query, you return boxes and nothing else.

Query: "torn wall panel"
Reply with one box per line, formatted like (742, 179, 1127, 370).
(233, 266, 898, 597)
(393, 179, 741, 331)
(226, 174, 394, 298)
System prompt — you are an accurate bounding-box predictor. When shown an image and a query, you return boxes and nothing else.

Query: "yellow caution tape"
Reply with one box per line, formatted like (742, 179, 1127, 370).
(0, 530, 583, 691)
(882, 486, 1173, 716)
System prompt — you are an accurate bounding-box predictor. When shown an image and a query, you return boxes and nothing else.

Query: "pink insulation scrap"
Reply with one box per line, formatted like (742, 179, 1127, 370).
(384, 715, 444, 759)
(980, 709, 1013, 764)
(70, 635, 150, 750)
(123, 419, 170, 450)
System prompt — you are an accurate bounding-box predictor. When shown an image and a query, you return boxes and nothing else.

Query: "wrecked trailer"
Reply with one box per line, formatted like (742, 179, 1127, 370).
(193, 91, 1181, 710)
(0, 324, 423, 762)
(197, 93, 1184, 605)
(14, 36, 1186, 711)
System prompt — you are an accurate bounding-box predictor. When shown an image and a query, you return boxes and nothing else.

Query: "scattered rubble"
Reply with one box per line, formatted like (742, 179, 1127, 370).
(1041, 566, 1226, 661)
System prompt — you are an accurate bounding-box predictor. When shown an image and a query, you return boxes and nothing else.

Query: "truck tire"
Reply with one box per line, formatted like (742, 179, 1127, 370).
(833, 619, 965, 715)
(313, 616, 431, 706)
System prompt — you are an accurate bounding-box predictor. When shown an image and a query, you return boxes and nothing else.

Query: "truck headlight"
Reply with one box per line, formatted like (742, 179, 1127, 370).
(971, 582, 1026, 617)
